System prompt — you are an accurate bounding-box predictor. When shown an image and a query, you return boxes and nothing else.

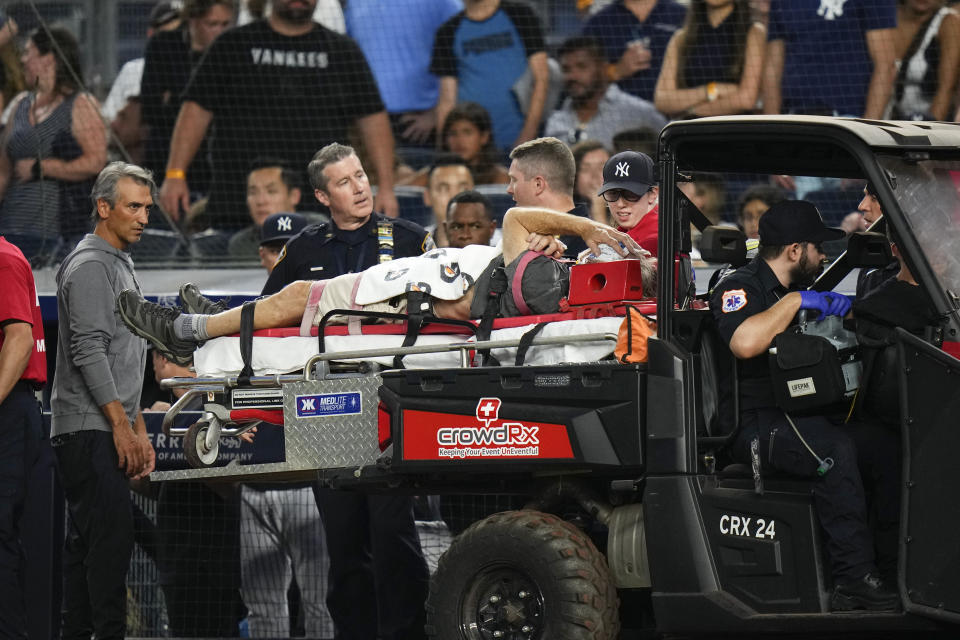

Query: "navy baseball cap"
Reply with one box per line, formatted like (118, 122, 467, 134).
(758, 200, 844, 245)
(260, 212, 307, 246)
(598, 151, 656, 197)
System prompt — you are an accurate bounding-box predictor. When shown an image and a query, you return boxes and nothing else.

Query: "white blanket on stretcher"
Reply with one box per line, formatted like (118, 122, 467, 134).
(193, 317, 624, 376)
(355, 244, 501, 304)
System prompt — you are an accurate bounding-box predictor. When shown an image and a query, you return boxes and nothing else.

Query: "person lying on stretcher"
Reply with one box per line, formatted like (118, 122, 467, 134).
(117, 207, 655, 366)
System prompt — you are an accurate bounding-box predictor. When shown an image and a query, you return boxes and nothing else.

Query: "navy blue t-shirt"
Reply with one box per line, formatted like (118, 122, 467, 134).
(767, 0, 896, 116)
(431, 1, 545, 150)
(682, 10, 743, 87)
(581, 0, 686, 102)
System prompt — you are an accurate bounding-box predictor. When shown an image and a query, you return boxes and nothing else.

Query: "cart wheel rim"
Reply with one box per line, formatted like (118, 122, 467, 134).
(459, 563, 544, 640)
(193, 426, 219, 465)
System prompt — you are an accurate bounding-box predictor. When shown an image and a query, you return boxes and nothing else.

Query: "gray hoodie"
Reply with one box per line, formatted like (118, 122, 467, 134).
(51, 234, 146, 436)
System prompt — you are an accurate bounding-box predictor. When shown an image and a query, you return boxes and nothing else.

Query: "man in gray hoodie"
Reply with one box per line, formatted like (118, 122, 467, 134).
(50, 162, 157, 640)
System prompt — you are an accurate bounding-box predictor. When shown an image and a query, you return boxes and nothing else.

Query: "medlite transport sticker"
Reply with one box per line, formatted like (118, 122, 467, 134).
(296, 392, 362, 417)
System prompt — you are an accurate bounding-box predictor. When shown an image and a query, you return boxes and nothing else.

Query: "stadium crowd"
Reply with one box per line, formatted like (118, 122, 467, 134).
(0, 0, 953, 263)
(0, 0, 958, 636)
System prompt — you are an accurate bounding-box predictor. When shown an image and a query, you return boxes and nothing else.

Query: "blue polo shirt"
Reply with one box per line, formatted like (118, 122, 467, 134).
(346, 0, 462, 113)
(581, 0, 686, 102)
(768, 0, 897, 116)
(431, 1, 546, 150)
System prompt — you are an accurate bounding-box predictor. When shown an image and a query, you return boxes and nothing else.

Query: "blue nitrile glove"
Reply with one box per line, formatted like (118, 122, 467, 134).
(798, 290, 829, 319)
(798, 290, 850, 320)
(822, 291, 852, 318)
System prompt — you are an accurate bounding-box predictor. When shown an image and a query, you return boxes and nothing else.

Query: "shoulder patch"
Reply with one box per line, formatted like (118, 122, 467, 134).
(421, 233, 437, 253)
(721, 288, 748, 313)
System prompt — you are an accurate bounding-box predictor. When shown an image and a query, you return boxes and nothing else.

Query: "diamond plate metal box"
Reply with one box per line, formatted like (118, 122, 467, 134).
(151, 375, 383, 482)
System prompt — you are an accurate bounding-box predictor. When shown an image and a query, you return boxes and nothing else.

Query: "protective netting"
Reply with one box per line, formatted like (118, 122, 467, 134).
(17, 0, 957, 636)
(2, 0, 941, 268)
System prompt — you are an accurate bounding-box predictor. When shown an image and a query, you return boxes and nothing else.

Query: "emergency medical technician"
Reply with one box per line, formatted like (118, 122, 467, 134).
(0, 236, 46, 637)
(261, 142, 432, 639)
(51, 162, 157, 639)
(262, 143, 432, 295)
(710, 200, 900, 612)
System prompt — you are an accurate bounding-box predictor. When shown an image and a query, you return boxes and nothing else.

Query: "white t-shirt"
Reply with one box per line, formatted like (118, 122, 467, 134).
(102, 58, 144, 122)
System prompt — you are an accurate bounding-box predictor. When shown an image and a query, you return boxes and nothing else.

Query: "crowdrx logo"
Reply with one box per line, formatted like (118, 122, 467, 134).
(434, 398, 540, 458)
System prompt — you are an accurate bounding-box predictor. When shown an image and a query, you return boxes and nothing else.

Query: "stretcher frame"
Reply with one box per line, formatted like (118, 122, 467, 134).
(150, 330, 619, 482)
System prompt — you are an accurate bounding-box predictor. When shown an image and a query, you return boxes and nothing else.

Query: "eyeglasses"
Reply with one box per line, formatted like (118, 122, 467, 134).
(801, 241, 825, 254)
(602, 188, 645, 203)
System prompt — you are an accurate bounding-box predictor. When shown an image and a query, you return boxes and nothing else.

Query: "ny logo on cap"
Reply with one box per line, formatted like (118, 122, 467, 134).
(615, 162, 630, 178)
(277, 216, 292, 231)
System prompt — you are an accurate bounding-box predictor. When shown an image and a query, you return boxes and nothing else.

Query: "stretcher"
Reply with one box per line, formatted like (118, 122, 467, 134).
(149, 260, 654, 482)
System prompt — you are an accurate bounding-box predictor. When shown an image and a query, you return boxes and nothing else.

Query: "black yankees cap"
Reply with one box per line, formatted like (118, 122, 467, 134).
(260, 212, 307, 246)
(598, 151, 656, 197)
(758, 200, 845, 245)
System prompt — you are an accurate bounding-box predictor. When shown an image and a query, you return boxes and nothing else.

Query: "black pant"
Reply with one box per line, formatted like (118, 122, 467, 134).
(158, 481, 243, 637)
(53, 430, 134, 640)
(0, 386, 41, 639)
(736, 408, 900, 583)
(313, 487, 429, 640)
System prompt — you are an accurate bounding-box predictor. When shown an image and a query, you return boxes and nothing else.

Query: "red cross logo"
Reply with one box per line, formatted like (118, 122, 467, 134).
(475, 397, 501, 425)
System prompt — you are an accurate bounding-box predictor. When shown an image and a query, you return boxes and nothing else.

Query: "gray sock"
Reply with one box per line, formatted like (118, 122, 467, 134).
(172, 314, 210, 341)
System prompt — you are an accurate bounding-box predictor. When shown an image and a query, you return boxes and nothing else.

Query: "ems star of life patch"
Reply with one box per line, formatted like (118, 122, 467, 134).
(721, 289, 748, 313)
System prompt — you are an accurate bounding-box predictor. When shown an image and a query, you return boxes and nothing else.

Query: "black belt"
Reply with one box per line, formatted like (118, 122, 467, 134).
(12, 380, 40, 394)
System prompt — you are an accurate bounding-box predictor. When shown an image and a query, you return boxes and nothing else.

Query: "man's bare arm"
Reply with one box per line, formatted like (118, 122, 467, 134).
(502, 207, 642, 263)
(728, 292, 801, 359)
(0, 322, 33, 405)
(357, 111, 399, 218)
(159, 101, 213, 220)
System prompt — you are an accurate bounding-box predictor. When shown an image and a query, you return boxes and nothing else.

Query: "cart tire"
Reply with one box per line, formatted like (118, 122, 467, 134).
(184, 420, 219, 468)
(426, 509, 619, 640)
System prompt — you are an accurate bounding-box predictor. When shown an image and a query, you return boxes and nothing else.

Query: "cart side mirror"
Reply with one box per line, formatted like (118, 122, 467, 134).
(700, 226, 748, 267)
(845, 231, 893, 268)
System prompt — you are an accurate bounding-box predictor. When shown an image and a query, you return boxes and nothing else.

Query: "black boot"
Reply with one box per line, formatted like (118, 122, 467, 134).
(831, 572, 901, 612)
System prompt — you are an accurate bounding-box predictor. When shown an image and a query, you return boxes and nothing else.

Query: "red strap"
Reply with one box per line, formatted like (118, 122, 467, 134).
(348, 274, 364, 335)
(511, 250, 544, 317)
(300, 280, 328, 336)
(228, 409, 284, 425)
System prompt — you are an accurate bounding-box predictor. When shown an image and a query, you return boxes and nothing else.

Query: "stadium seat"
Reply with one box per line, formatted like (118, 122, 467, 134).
(395, 185, 435, 229)
(188, 229, 233, 258)
(129, 229, 183, 262)
(396, 146, 437, 171)
(474, 184, 512, 224)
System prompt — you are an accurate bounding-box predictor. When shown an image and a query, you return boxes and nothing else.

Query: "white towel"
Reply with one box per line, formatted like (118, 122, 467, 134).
(354, 245, 501, 304)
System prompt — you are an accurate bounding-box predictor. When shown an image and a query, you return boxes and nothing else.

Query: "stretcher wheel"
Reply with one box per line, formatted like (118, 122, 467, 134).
(184, 420, 219, 468)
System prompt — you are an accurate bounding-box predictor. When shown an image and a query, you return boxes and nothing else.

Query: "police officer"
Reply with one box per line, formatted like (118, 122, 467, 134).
(0, 235, 46, 636)
(710, 200, 900, 612)
(263, 142, 432, 640)
(262, 142, 433, 295)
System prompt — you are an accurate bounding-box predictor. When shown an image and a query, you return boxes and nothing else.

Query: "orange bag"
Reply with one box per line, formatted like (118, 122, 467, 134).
(615, 306, 657, 363)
